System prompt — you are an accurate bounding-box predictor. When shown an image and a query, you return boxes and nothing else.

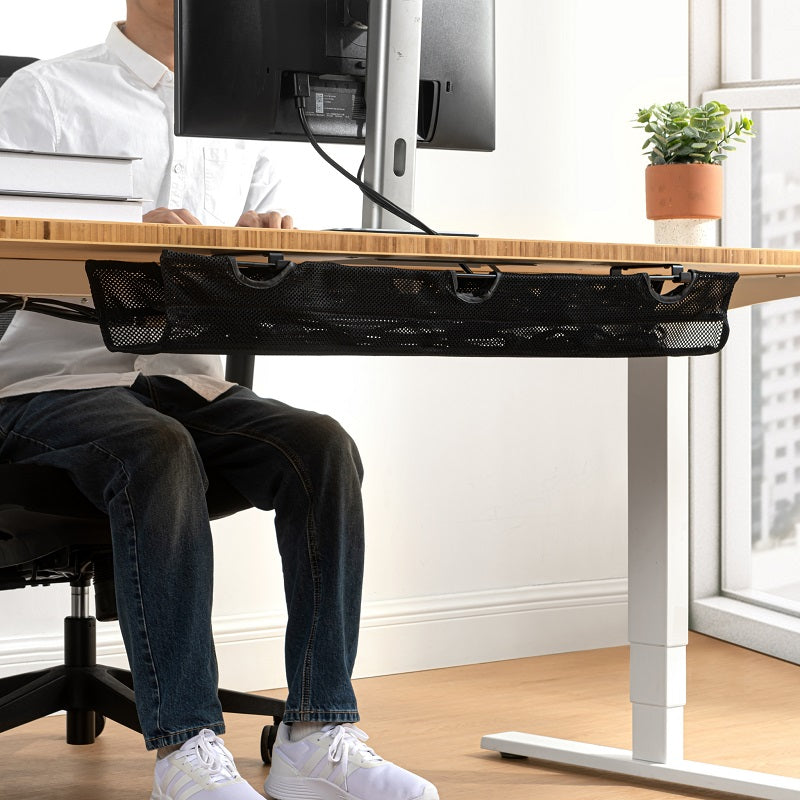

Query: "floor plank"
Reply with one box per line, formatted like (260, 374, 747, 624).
(3, 633, 798, 799)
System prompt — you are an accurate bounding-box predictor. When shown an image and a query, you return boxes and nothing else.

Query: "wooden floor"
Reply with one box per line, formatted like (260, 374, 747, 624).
(3, 632, 800, 799)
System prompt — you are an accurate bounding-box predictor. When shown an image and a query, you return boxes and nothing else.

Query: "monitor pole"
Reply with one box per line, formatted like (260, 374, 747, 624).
(362, 0, 423, 231)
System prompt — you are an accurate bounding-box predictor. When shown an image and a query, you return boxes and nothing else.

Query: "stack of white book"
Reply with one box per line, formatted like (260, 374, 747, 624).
(0, 148, 143, 222)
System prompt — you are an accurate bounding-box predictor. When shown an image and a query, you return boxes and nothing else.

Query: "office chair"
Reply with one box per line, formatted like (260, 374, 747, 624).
(0, 351, 285, 762)
(0, 49, 284, 764)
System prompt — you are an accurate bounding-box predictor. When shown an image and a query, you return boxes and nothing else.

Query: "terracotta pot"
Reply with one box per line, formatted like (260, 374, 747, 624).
(645, 163, 723, 220)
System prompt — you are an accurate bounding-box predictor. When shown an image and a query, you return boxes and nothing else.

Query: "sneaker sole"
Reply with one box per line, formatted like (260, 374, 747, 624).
(264, 774, 438, 800)
(264, 775, 365, 800)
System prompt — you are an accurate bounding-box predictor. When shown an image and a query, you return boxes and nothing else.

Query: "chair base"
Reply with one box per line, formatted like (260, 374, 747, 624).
(0, 661, 139, 742)
(0, 615, 285, 745)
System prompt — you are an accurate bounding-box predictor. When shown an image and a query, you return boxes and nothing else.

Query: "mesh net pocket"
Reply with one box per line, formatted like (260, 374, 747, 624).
(85, 259, 167, 354)
(85, 250, 738, 358)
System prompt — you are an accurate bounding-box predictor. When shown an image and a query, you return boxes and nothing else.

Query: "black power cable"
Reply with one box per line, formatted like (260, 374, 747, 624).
(293, 73, 438, 236)
(0, 294, 99, 323)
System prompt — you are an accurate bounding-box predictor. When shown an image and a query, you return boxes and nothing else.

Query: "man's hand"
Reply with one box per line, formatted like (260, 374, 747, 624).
(236, 210, 294, 229)
(143, 207, 202, 225)
(142, 207, 294, 228)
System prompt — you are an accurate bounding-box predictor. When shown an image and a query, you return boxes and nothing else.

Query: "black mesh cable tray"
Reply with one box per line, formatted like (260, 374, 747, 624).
(83, 249, 739, 358)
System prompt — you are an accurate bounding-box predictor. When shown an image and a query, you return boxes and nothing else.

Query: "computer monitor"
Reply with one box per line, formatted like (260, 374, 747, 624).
(174, 0, 495, 152)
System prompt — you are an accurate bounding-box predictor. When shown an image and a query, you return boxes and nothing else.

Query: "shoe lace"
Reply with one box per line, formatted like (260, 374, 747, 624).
(324, 724, 384, 789)
(187, 729, 240, 784)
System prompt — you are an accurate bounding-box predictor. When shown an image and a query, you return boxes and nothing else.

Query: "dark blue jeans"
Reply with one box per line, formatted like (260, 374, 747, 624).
(0, 376, 364, 749)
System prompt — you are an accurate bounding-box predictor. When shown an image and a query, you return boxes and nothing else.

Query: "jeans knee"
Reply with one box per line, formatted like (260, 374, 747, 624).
(311, 414, 364, 483)
(132, 419, 204, 482)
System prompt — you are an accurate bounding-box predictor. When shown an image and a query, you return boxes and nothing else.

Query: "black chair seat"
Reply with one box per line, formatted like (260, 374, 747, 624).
(0, 465, 107, 571)
(0, 463, 252, 569)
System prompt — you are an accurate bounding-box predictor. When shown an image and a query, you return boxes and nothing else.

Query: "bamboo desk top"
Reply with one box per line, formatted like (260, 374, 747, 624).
(2, 216, 800, 309)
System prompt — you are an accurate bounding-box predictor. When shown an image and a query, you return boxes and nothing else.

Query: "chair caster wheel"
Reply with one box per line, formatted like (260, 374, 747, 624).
(261, 723, 278, 765)
(95, 714, 106, 737)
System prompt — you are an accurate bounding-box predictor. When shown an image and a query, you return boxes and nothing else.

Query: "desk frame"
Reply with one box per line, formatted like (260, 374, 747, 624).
(482, 358, 800, 799)
(4, 221, 800, 797)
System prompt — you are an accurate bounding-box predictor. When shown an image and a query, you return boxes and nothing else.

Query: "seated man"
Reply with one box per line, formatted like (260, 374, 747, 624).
(0, 2, 438, 800)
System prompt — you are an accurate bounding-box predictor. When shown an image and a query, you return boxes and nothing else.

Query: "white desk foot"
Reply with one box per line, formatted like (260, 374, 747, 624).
(481, 732, 800, 799)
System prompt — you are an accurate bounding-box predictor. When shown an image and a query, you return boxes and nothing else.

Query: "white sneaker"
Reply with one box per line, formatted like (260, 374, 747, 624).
(264, 722, 439, 800)
(151, 729, 264, 799)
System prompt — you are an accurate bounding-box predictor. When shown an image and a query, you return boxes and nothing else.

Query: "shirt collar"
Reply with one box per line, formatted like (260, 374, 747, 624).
(105, 22, 172, 89)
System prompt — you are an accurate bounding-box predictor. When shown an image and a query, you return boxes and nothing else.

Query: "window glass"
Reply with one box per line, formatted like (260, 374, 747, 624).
(752, 0, 800, 81)
(744, 109, 800, 603)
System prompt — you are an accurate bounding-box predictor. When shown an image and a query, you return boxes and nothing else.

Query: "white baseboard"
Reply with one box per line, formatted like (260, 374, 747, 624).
(0, 578, 628, 691)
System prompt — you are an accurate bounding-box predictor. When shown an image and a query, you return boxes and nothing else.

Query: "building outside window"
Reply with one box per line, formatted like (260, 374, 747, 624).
(690, 0, 800, 657)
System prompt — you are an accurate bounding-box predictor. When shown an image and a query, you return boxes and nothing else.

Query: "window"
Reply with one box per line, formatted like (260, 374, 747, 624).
(690, 0, 800, 661)
(732, 0, 800, 82)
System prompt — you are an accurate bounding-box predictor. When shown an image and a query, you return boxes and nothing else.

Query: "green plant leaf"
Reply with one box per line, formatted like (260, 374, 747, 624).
(633, 100, 755, 163)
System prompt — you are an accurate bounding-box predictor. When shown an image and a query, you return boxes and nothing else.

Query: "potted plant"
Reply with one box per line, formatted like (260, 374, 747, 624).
(634, 100, 755, 222)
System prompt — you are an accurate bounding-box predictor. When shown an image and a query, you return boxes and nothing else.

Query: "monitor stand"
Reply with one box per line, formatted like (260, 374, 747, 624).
(361, 0, 423, 232)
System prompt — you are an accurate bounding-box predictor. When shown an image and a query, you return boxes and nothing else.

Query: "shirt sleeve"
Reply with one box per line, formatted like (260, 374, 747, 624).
(242, 146, 287, 215)
(0, 69, 59, 152)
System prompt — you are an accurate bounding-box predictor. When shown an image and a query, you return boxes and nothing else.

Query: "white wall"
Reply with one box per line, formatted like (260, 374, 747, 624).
(0, 1, 689, 691)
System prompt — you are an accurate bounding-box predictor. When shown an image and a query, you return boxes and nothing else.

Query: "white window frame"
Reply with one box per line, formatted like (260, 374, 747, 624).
(689, 0, 800, 663)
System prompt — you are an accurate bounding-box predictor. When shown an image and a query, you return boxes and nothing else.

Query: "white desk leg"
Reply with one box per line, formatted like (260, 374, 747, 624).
(628, 357, 688, 764)
(481, 358, 800, 799)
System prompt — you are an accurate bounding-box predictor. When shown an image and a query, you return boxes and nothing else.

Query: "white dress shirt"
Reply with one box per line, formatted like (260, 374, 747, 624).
(0, 23, 285, 400)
